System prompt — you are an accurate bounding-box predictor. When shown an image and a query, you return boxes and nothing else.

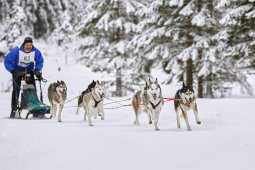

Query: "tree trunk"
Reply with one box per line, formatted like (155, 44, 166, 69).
(197, 76, 203, 98)
(197, 48, 203, 98)
(205, 73, 214, 98)
(186, 58, 193, 86)
(115, 67, 122, 97)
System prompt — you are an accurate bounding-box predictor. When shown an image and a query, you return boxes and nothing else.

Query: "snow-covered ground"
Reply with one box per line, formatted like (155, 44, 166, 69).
(1, 42, 255, 170)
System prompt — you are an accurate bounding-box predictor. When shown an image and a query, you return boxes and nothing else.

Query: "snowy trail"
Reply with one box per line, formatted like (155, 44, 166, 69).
(1, 93, 255, 170)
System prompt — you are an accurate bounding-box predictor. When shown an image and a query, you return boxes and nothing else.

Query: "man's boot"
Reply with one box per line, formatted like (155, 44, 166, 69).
(10, 109, 16, 118)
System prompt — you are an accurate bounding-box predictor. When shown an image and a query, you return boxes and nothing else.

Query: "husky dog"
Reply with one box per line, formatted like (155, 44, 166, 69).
(174, 82, 201, 131)
(48, 80, 67, 122)
(132, 78, 164, 131)
(76, 80, 105, 126)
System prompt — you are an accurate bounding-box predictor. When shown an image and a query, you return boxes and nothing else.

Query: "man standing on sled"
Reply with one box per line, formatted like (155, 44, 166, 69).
(4, 37, 44, 118)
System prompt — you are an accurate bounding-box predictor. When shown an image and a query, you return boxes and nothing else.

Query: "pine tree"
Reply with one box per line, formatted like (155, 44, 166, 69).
(213, 0, 255, 95)
(78, 0, 145, 96)
(3, 0, 27, 48)
(129, 0, 219, 97)
(0, 0, 10, 58)
(162, 0, 221, 98)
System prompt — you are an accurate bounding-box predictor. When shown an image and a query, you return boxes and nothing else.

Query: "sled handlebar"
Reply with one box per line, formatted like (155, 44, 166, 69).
(35, 78, 47, 83)
(19, 70, 47, 83)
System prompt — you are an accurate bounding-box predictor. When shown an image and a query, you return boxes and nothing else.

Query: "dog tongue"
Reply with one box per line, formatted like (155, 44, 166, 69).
(60, 91, 66, 99)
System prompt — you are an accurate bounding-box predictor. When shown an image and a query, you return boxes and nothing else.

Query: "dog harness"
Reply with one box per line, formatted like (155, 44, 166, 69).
(92, 95, 102, 107)
(149, 100, 162, 109)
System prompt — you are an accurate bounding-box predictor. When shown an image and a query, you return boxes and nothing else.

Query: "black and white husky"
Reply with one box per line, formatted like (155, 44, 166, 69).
(174, 82, 201, 131)
(76, 80, 105, 126)
(132, 78, 164, 131)
(48, 80, 67, 122)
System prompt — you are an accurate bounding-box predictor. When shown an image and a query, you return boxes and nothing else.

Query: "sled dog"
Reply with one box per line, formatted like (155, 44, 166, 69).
(174, 82, 201, 131)
(132, 78, 164, 131)
(48, 80, 67, 122)
(76, 80, 105, 126)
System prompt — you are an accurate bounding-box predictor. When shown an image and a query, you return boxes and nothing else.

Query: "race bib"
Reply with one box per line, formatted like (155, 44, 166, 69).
(18, 50, 35, 67)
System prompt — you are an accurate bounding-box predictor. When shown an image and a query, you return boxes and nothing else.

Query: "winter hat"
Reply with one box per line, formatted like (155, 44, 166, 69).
(23, 37, 33, 45)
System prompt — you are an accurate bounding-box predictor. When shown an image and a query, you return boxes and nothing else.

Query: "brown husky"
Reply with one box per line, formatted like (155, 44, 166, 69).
(132, 78, 164, 131)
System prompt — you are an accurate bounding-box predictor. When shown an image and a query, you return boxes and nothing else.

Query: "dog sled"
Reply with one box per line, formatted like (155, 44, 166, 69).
(16, 72, 51, 119)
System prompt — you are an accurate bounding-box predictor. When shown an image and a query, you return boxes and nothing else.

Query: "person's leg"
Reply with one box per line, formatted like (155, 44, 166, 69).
(11, 77, 21, 117)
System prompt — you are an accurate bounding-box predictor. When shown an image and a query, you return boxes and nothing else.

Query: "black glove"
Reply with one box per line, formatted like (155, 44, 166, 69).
(34, 69, 42, 80)
(12, 70, 24, 79)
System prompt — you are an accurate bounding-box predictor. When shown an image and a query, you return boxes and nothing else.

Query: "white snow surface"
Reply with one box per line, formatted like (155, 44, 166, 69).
(1, 42, 255, 170)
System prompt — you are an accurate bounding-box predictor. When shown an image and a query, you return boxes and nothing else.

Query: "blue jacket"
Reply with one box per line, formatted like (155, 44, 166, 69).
(4, 44, 44, 73)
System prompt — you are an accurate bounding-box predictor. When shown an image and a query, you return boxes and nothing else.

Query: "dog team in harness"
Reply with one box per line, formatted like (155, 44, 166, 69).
(3, 37, 202, 131)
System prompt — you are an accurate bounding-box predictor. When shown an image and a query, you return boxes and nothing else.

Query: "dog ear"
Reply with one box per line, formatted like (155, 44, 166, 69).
(155, 78, 158, 84)
(188, 83, 193, 90)
(182, 82, 186, 87)
(145, 82, 148, 89)
(101, 81, 105, 86)
(96, 80, 100, 84)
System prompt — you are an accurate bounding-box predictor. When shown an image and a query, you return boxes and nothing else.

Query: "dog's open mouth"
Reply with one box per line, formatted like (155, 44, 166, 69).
(98, 92, 104, 98)
(60, 89, 66, 94)
(58, 89, 66, 99)
(153, 94, 157, 100)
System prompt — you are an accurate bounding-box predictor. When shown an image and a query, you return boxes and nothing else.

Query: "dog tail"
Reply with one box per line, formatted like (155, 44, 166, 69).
(132, 98, 139, 115)
(78, 95, 83, 107)
(76, 95, 83, 115)
(174, 90, 180, 112)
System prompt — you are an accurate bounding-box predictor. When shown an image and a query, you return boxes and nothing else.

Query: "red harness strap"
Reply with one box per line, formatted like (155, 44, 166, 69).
(163, 98, 176, 101)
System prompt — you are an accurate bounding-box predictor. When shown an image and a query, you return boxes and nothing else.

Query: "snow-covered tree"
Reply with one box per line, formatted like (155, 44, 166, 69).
(163, 0, 222, 98)
(0, 0, 10, 58)
(128, 0, 179, 82)
(1, 0, 27, 48)
(213, 0, 255, 95)
(78, 0, 145, 96)
(128, 0, 219, 97)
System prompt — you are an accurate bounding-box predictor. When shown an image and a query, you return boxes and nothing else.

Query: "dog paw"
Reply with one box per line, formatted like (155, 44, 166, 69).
(149, 120, 152, 124)
(197, 121, 201, 124)
(134, 122, 140, 125)
(89, 124, 94, 126)
(101, 116, 104, 120)
(155, 128, 160, 131)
